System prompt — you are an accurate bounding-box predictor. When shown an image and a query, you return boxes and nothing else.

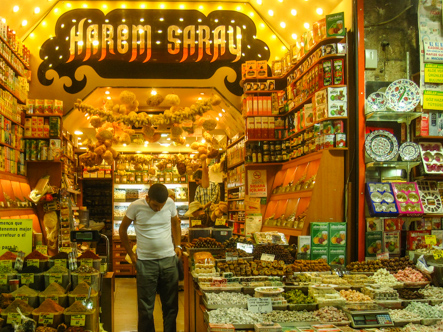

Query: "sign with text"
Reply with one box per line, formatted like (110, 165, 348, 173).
(426, 235, 437, 245)
(423, 90, 443, 110)
(27, 259, 40, 268)
(39, 314, 54, 325)
(247, 170, 267, 197)
(36, 245, 48, 256)
(0, 260, 12, 268)
(424, 41, 443, 63)
(260, 253, 275, 261)
(191, 220, 202, 227)
(377, 252, 390, 260)
(70, 315, 86, 327)
(226, 251, 238, 261)
(20, 273, 34, 285)
(0, 219, 33, 256)
(38, 9, 271, 96)
(247, 297, 272, 313)
(215, 218, 226, 226)
(237, 243, 254, 254)
(425, 63, 443, 83)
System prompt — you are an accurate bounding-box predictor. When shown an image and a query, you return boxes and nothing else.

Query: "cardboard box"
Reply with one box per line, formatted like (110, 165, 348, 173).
(416, 113, 429, 137)
(49, 117, 60, 138)
(324, 134, 335, 148)
(414, 219, 432, 231)
(311, 247, 328, 261)
(329, 222, 346, 247)
(256, 60, 267, 78)
(297, 236, 311, 254)
(367, 218, 383, 232)
(314, 90, 327, 107)
(49, 139, 61, 161)
(328, 247, 346, 265)
(326, 12, 346, 37)
(35, 100, 44, 114)
(430, 217, 442, 230)
(384, 218, 403, 231)
(328, 102, 347, 117)
(430, 111, 438, 136)
(432, 230, 443, 247)
(328, 87, 347, 102)
(310, 222, 329, 247)
(44, 99, 54, 114)
(365, 231, 383, 257)
(304, 103, 314, 126)
(383, 231, 401, 255)
(406, 230, 431, 250)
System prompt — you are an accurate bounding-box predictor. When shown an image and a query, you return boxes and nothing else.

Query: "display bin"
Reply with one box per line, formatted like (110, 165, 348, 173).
(23, 260, 48, 273)
(211, 227, 233, 243)
(64, 308, 97, 330)
(0, 273, 17, 293)
(48, 259, 69, 269)
(43, 273, 70, 289)
(189, 228, 211, 242)
(39, 294, 68, 308)
(32, 312, 63, 328)
(18, 272, 45, 291)
(77, 258, 101, 272)
(11, 294, 39, 308)
(71, 272, 101, 292)
(68, 292, 99, 309)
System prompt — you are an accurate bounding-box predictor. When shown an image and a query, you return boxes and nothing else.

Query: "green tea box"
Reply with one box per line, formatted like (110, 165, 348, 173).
(365, 231, 383, 257)
(383, 231, 400, 255)
(328, 247, 346, 265)
(329, 222, 346, 247)
(326, 12, 346, 37)
(297, 236, 311, 254)
(311, 247, 328, 261)
(310, 222, 329, 247)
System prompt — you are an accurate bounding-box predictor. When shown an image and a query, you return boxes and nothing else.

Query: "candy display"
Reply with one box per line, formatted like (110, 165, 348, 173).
(346, 257, 414, 273)
(366, 182, 398, 217)
(370, 268, 404, 287)
(339, 289, 372, 302)
(361, 286, 399, 301)
(404, 302, 443, 319)
(394, 267, 428, 283)
(391, 182, 424, 216)
(417, 181, 443, 214)
(419, 285, 443, 299)
(419, 142, 443, 174)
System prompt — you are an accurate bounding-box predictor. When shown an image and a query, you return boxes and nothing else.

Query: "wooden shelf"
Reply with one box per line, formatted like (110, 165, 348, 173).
(0, 171, 27, 182)
(228, 220, 245, 223)
(269, 190, 313, 201)
(243, 90, 281, 94)
(261, 225, 303, 237)
(229, 209, 245, 212)
(25, 113, 63, 118)
(0, 81, 26, 104)
(3, 114, 24, 128)
(0, 208, 35, 218)
(245, 162, 284, 166)
(0, 35, 30, 70)
(227, 135, 245, 149)
(227, 198, 244, 201)
(227, 160, 245, 169)
(26, 160, 61, 163)
(0, 141, 23, 152)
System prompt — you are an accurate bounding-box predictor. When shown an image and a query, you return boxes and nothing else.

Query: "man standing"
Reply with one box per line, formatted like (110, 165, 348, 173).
(119, 183, 182, 332)
(193, 159, 220, 213)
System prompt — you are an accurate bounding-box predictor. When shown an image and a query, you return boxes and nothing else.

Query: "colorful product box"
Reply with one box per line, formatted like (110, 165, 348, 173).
(328, 247, 346, 265)
(416, 114, 429, 137)
(323, 134, 335, 148)
(406, 230, 431, 250)
(44, 99, 54, 114)
(297, 235, 311, 254)
(429, 112, 438, 136)
(391, 182, 425, 217)
(414, 218, 432, 230)
(367, 218, 383, 232)
(366, 231, 383, 257)
(35, 99, 45, 114)
(256, 60, 267, 78)
(335, 133, 346, 147)
(314, 89, 327, 107)
(49, 139, 61, 161)
(328, 87, 347, 102)
(432, 230, 443, 247)
(329, 222, 346, 247)
(49, 116, 60, 138)
(322, 60, 333, 86)
(310, 222, 329, 247)
(333, 59, 344, 85)
(26, 99, 34, 114)
(383, 231, 401, 255)
(326, 12, 346, 37)
(384, 218, 403, 231)
(245, 60, 257, 78)
(431, 217, 442, 230)
(304, 103, 314, 126)
(311, 247, 328, 261)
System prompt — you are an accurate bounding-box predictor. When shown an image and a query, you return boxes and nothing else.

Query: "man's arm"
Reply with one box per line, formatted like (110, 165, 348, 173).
(201, 158, 209, 188)
(171, 215, 182, 258)
(119, 216, 137, 269)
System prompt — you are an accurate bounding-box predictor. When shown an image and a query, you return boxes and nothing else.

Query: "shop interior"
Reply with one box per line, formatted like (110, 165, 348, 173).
(3, 0, 443, 332)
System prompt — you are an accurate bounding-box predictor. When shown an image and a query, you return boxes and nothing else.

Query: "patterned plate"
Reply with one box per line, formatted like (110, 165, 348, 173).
(385, 79, 421, 112)
(365, 130, 399, 162)
(399, 142, 420, 161)
(366, 92, 387, 112)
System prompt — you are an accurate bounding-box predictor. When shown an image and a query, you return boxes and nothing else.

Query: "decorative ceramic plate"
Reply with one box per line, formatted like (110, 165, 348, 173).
(385, 79, 421, 112)
(399, 142, 420, 161)
(420, 191, 443, 213)
(365, 130, 399, 162)
(366, 92, 387, 112)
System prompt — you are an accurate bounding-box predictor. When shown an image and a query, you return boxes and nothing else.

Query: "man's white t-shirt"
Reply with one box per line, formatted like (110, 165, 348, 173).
(125, 197, 178, 260)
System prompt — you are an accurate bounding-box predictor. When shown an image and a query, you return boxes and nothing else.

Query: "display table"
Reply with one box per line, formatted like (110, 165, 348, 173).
(100, 272, 115, 332)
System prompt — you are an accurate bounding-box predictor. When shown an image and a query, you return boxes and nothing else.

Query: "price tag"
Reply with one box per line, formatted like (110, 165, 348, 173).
(376, 252, 389, 260)
(81, 259, 94, 267)
(247, 297, 272, 313)
(75, 296, 86, 302)
(0, 260, 12, 268)
(27, 259, 40, 268)
(36, 245, 48, 255)
(54, 259, 67, 267)
(20, 273, 34, 285)
(433, 250, 443, 260)
(191, 220, 202, 227)
(79, 275, 92, 284)
(260, 254, 275, 262)
(226, 252, 238, 261)
(47, 296, 59, 302)
(426, 235, 437, 245)
(70, 315, 86, 327)
(49, 273, 63, 284)
(215, 218, 226, 226)
(38, 314, 54, 325)
(7, 313, 21, 325)
(60, 247, 73, 253)
(0, 274, 7, 285)
(237, 243, 254, 254)
(15, 295, 28, 303)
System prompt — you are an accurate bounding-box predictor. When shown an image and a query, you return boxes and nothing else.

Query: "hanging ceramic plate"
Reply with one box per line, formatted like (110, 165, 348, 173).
(365, 130, 399, 162)
(399, 142, 420, 161)
(385, 79, 421, 112)
(366, 92, 387, 112)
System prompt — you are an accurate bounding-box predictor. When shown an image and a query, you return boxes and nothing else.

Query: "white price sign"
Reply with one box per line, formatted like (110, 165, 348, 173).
(225, 252, 238, 261)
(260, 253, 275, 262)
(237, 243, 254, 254)
(247, 297, 272, 313)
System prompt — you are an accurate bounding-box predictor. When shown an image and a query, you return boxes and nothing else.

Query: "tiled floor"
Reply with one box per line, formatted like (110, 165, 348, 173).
(114, 278, 185, 332)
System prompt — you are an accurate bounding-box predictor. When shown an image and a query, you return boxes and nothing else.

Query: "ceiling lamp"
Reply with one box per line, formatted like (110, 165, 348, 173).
(34, 7, 41, 14)
(151, 89, 157, 96)
(268, 10, 274, 16)
(256, 0, 262, 4)
(280, 22, 286, 28)
(21, 20, 28, 27)
(316, 8, 323, 15)
(304, 22, 310, 29)
(291, 9, 297, 16)
(74, 131, 83, 135)
(13, 6, 19, 12)
(292, 34, 297, 40)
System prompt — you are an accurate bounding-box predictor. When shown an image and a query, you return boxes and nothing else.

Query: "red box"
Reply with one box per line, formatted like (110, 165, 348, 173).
(406, 230, 431, 250)
(384, 218, 403, 231)
(416, 114, 429, 137)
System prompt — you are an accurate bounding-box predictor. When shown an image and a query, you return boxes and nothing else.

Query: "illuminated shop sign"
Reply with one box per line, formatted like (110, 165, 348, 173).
(38, 9, 270, 95)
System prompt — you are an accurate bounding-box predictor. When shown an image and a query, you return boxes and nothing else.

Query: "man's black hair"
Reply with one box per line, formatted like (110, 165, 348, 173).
(193, 170, 202, 180)
(148, 183, 169, 203)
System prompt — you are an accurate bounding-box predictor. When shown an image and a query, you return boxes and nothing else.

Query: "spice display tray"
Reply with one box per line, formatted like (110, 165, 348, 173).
(288, 303, 318, 311)
(393, 319, 421, 327)
(349, 272, 375, 276)
(203, 312, 254, 330)
(199, 282, 242, 293)
(400, 299, 430, 306)
(391, 182, 424, 216)
(202, 298, 247, 310)
(374, 300, 402, 309)
(403, 281, 431, 288)
(419, 142, 443, 174)
(430, 298, 443, 305)
(421, 318, 443, 326)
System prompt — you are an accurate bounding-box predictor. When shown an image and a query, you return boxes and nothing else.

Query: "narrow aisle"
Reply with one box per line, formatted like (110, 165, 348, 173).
(114, 278, 185, 332)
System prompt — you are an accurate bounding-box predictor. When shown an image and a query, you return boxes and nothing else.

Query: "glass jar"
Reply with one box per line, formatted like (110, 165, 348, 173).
(158, 173, 165, 183)
(270, 142, 275, 152)
(275, 141, 282, 151)
(115, 174, 121, 184)
(122, 173, 128, 184)
(165, 172, 172, 183)
(136, 172, 142, 184)
(270, 152, 276, 162)
(142, 172, 149, 183)
(129, 172, 135, 183)
(263, 152, 270, 162)
(172, 172, 179, 183)
(263, 141, 269, 152)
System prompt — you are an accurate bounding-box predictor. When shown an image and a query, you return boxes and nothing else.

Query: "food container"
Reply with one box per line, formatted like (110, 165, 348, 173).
(48, 258, 69, 269)
(254, 287, 284, 297)
(211, 228, 233, 243)
(39, 293, 68, 308)
(0, 273, 17, 293)
(23, 259, 48, 272)
(391, 182, 424, 217)
(188, 228, 211, 242)
(419, 142, 443, 174)
(64, 308, 97, 331)
(44, 273, 70, 289)
(71, 272, 101, 292)
(365, 183, 398, 217)
(32, 312, 63, 328)
(77, 258, 102, 272)
(18, 273, 45, 291)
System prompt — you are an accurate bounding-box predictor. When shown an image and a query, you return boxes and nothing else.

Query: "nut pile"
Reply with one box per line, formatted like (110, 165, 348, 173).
(404, 302, 443, 319)
(398, 288, 425, 300)
(291, 259, 331, 272)
(253, 244, 294, 264)
(261, 310, 316, 322)
(419, 285, 443, 299)
(217, 259, 291, 277)
(346, 257, 414, 273)
(212, 248, 250, 259)
(313, 306, 349, 322)
(207, 308, 263, 324)
(205, 292, 251, 306)
(388, 309, 421, 321)
(339, 289, 372, 302)
(223, 236, 254, 249)
(394, 267, 428, 283)
(370, 268, 403, 287)
(189, 237, 224, 249)
(282, 289, 316, 304)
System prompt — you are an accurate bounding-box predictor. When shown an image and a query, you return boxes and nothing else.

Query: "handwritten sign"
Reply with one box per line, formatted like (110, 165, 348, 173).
(247, 297, 272, 313)
(7, 313, 21, 325)
(377, 252, 389, 260)
(261, 253, 275, 262)
(54, 259, 67, 267)
(434, 250, 443, 260)
(15, 295, 28, 303)
(0, 274, 7, 285)
(70, 315, 86, 327)
(36, 245, 48, 256)
(39, 314, 54, 325)
(426, 235, 437, 245)
(215, 218, 226, 226)
(226, 252, 238, 261)
(0, 260, 12, 268)
(27, 259, 40, 268)
(75, 296, 87, 302)
(20, 273, 34, 285)
(79, 275, 92, 284)
(191, 220, 202, 227)
(60, 247, 73, 253)
(247, 170, 267, 197)
(49, 274, 63, 284)
(47, 296, 59, 302)
(81, 259, 93, 267)
(0, 219, 33, 256)
(237, 243, 254, 254)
